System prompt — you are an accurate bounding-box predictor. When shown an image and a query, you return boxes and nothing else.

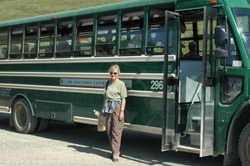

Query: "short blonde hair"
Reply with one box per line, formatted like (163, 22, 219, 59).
(108, 64, 120, 74)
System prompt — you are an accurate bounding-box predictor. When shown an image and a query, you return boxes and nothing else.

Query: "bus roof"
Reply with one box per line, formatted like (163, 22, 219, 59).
(223, 0, 250, 8)
(175, 0, 222, 11)
(0, 0, 175, 28)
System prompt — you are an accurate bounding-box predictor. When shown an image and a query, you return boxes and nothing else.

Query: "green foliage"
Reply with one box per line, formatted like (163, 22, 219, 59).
(0, 0, 130, 22)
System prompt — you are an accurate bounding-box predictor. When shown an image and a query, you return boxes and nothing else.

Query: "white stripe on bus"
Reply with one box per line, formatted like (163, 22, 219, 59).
(73, 116, 162, 135)
(0, 54, 176, 64)
(0, 83, 175, 99)
(0, 72, 166, 80)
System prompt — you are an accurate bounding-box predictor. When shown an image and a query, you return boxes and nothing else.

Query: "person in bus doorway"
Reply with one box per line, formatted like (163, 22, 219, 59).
(99, 64, 127, 162)
(184, 41, 200, 59)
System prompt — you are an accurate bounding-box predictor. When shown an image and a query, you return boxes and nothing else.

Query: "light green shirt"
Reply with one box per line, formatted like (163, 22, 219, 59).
(104, 79, 127, 99)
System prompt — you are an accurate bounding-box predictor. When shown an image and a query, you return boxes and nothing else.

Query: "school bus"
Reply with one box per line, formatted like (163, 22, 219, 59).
(0, 0, 249, 165)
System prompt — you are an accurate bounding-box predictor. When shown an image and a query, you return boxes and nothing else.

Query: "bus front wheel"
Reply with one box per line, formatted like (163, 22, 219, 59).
(239, 123, 250, 166)
(12, 99, 37, 134)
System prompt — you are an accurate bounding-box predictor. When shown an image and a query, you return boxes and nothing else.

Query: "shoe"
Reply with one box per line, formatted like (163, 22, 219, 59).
(113, 157, 119, 162)
(110, 152, 121, 159)
(112, 152, 119, 162)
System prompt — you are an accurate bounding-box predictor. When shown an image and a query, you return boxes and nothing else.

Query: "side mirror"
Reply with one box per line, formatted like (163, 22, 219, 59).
(215, 48, 228, 59)
(215, 26, 227, 46)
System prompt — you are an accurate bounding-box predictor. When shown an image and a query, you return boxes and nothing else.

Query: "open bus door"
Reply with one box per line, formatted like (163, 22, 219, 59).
(200, 6, 218, 157)
(162, 7, 218, 156)
(162, 11, 180, 151)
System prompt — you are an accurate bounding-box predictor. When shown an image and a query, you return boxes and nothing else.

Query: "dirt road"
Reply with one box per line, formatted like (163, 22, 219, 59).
(0, 112, 223, 166)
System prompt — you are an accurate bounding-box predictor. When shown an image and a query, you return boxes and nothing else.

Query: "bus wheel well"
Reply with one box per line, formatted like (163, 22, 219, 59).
(11, 95, 33, 113)
(225, 105, 250, 164)
(11, 96, 25, 109)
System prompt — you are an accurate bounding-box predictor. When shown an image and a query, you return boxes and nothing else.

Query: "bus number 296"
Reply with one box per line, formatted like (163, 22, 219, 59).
(151, 80, 163, 90)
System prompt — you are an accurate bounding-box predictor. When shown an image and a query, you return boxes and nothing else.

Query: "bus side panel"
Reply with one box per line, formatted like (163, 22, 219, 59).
(36, 100, 72, 122)
(0, 59, 165, 129)
(20, 90, 163, 128)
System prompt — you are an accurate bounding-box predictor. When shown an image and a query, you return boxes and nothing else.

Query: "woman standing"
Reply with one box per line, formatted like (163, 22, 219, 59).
(100, 64, 127, 162)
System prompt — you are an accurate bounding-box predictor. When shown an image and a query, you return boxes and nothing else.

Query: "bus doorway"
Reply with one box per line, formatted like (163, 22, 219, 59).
(162, 7, 218, 157)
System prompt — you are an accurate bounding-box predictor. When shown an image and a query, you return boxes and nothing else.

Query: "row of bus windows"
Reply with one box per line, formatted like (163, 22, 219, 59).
(0, 6, 170, 59)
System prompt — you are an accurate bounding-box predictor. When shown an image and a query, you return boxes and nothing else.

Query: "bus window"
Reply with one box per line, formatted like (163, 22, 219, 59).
(232, 8, 250, 60)
(181, 20, 202, 59)
(96, 12, 117, 56)
(181, 21, 195, 55)
(0, 28, 8, 59)
(220, 76, 243, 104)
(39, 21, 54, 58)
(10, 26, 22, 59)
(56, 18, 73, 58)
(226, 26, 242, 67)
(24, 24, 38, 59)
(75, 16, 93, 57)
(120, 8, 144, 56)
(147, 7, 165, 55)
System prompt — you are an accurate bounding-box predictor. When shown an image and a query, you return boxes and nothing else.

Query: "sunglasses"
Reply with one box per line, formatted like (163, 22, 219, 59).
(110, 72, 118, 75)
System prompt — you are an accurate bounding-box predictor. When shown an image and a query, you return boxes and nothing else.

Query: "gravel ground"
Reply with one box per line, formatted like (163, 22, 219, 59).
(0, 112, 224, 166)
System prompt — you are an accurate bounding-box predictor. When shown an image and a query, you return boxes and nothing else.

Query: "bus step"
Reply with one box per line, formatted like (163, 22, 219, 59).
(191, 116, 214, 121)
(176, 145, 200, 154)
(192, 116, 201, 121)
(189, 131, 200, 146)
(186, 131, 200, 135)
(180, 131, 201, 147)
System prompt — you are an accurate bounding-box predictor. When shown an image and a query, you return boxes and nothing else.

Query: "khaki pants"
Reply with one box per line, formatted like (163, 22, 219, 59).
(105, 102, 124, 154)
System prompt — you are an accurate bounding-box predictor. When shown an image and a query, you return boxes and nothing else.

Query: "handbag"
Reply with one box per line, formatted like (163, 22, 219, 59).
(97, 116, 106, 132)
(96, 80, 109, 132)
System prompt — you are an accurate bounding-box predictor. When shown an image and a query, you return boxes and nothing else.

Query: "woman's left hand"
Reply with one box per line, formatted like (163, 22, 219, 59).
(119, 111, 124, 121)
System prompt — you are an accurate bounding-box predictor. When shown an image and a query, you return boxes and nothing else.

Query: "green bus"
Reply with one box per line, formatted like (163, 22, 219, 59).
(0, 0, 250, 165)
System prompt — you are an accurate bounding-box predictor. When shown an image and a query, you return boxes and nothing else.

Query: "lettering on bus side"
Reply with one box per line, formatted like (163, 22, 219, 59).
(0, 88, 11, 97)
(60, 78, 132, 89)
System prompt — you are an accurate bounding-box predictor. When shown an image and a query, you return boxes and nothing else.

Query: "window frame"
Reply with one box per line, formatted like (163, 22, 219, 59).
(96, 12, 118, 57)
(119, 7, 145, 56)
(24, 23, 38, 59)
(147, 6, 167, 55)
(39, 21, 55, 59)
(0, 27, 8, 59)
(9, 26, 23, 59)
(75, 15, 94, 57)
(56, 18, 73, 58)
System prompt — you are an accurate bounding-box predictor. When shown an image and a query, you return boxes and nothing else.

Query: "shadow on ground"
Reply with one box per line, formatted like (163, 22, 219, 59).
(0, 112, 224, 166)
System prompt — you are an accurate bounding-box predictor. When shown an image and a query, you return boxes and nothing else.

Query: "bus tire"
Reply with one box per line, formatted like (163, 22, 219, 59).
(36, 118, 49, 132)
(239, 123, 250, 166)
(12, 99, 37, 134)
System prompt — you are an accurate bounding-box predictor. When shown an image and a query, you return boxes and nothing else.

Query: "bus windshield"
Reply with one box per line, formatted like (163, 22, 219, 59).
(232, 8, 250, 58)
